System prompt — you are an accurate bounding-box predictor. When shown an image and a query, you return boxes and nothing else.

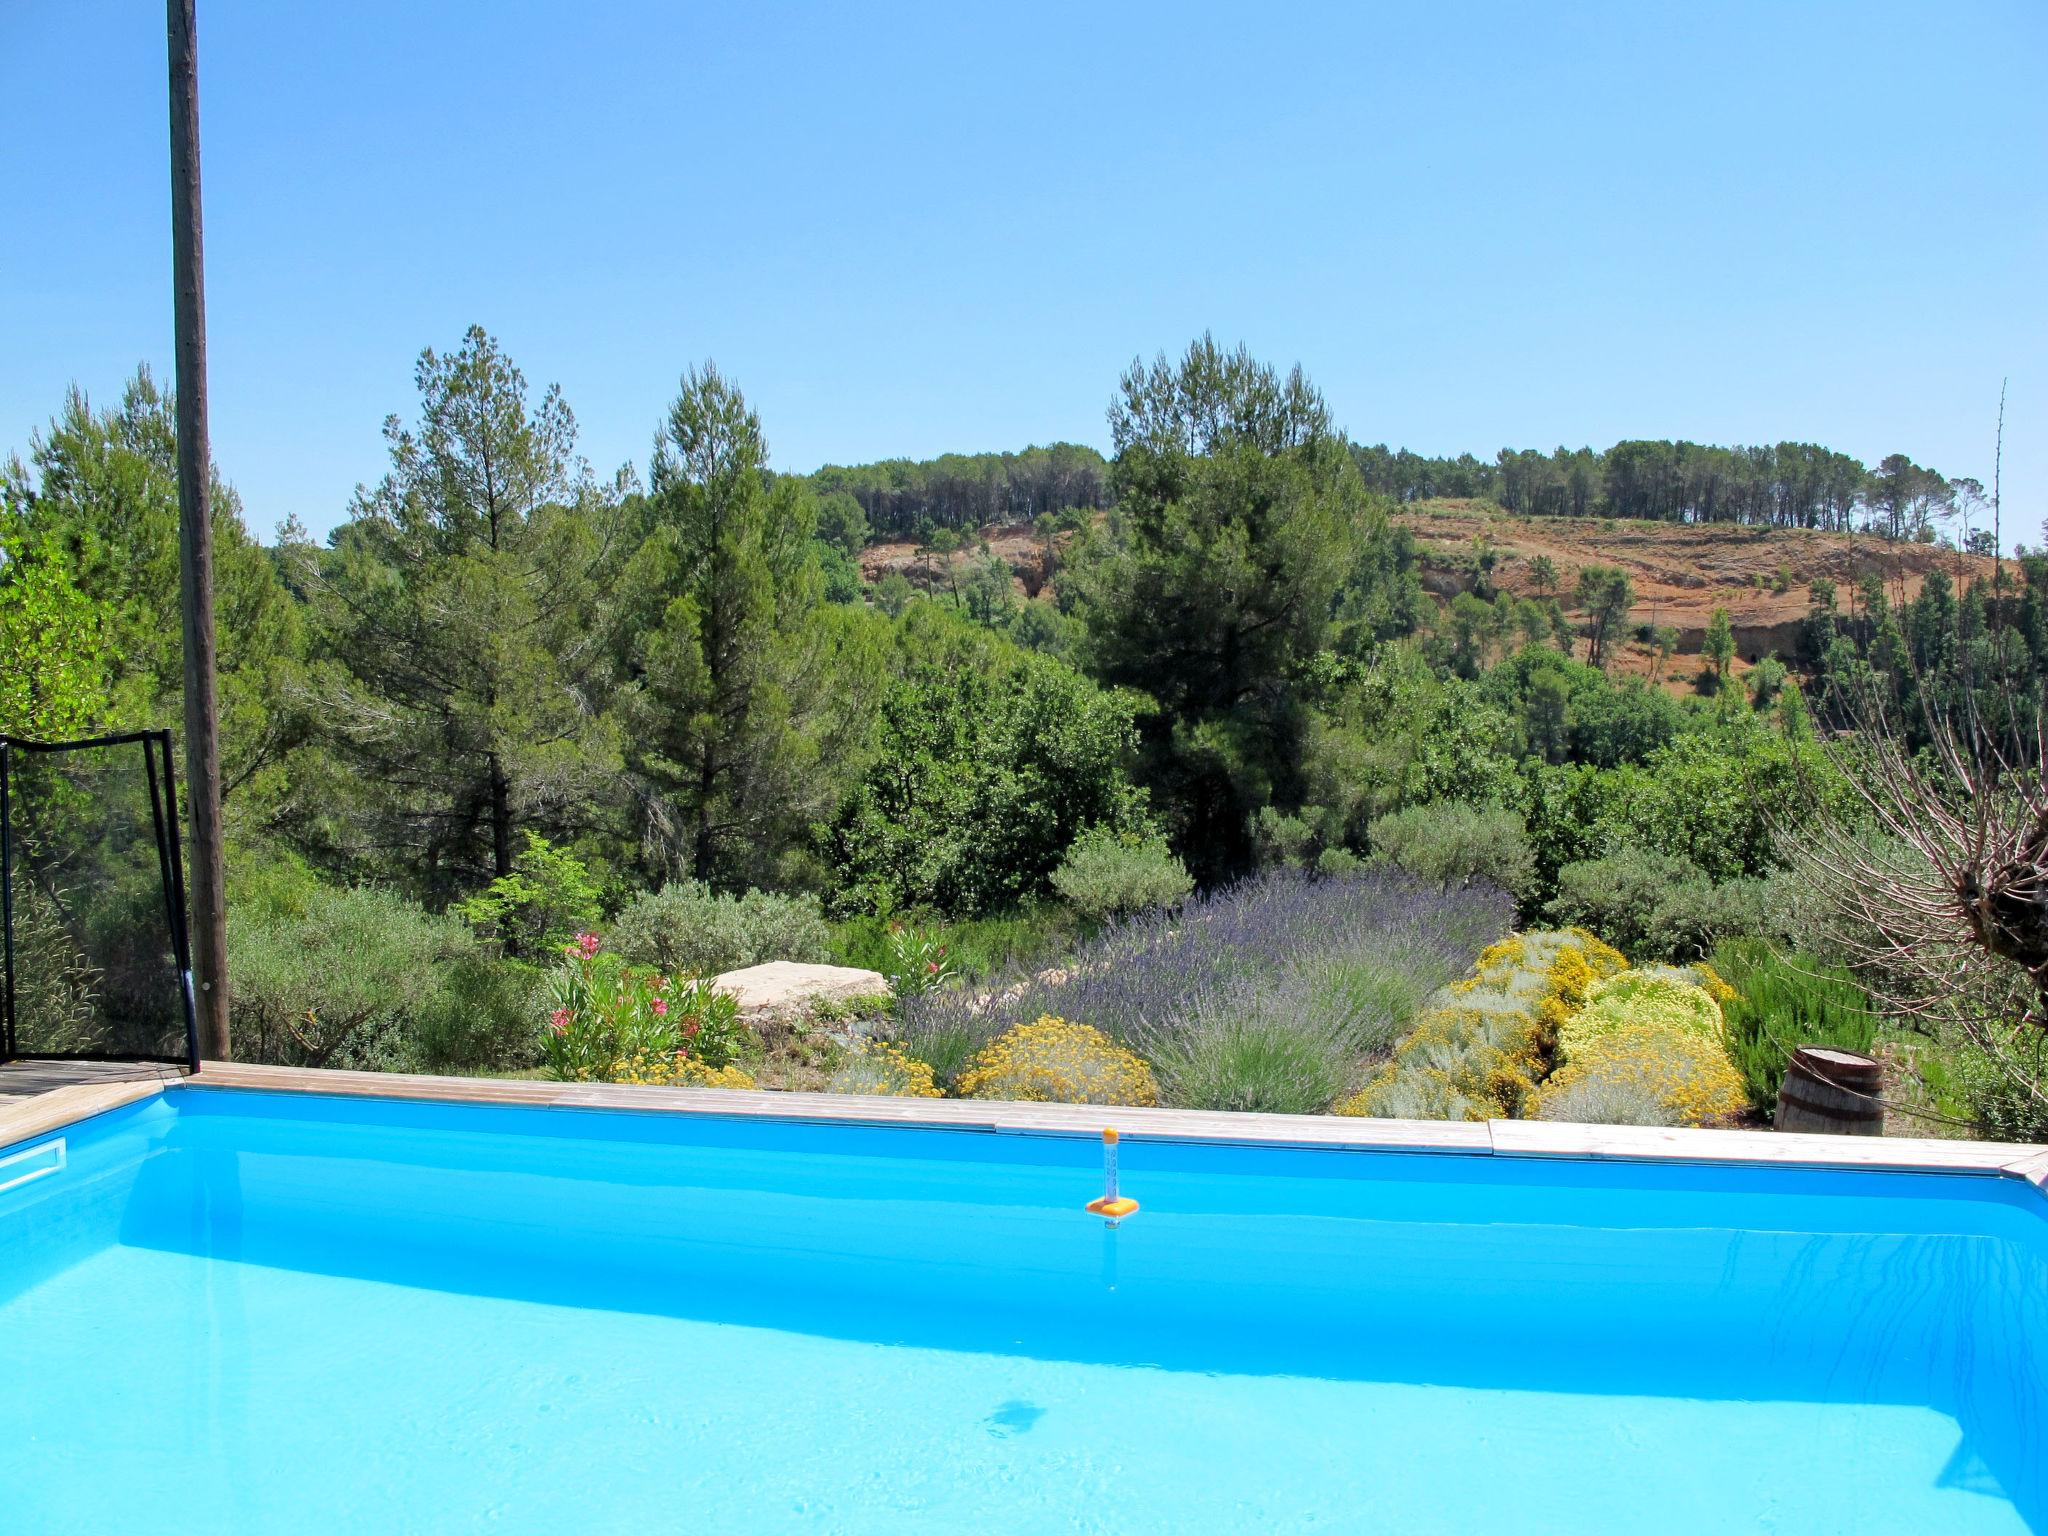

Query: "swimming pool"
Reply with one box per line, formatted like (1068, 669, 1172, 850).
(2, 1084, 2043, 1534)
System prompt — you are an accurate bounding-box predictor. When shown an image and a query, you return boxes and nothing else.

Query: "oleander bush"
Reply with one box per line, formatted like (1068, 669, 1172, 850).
(540, 935, 751, 1080)
(827, 1040, 943, 1098)
(1710, 939, 1877, 1118)
(608, 881, 832, 977)
(954, 1015, 1159, 1106)
(1049, 827, 1194, 921)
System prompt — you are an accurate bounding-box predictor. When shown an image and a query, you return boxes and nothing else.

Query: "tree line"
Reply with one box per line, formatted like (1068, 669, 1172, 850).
(805, 441, 1109, 540)
(804, 434, 1977, 550)
(1350, 438, 1982, 541)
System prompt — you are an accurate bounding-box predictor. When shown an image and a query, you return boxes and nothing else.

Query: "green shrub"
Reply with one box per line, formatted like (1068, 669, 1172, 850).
(230, 884, 512, 1070)
(829, 905, 1078, 984)
(1367, 801, 1534, 899)
(608, 881, 831, 977)
(9, 878, 106, 1054)
(1929, 1042, 2048, 1143)
(1710, 939, 1877, 1118)
(824, 609, 1151, 916)
(410, 954, 542, 1073)
(1314, 846, 1364, 876)
(1151, 1016, 1349, 1115)
(1546, 848, 1778, 961)
(1249, 808, 1316, 870)
(451, 833, 603, 957)
(1049, 828, 1193, 921)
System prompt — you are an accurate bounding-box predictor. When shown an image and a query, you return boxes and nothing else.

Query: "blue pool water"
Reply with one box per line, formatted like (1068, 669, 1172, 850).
(1, 1089, 2043, 1534)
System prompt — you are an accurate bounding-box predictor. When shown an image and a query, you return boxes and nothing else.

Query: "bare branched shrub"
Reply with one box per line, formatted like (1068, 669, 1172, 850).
(1791, 671, 2048, 1134)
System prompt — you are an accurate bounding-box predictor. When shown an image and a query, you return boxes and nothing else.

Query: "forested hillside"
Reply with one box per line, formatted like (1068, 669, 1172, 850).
(1350, 439, 1982, 542)
(4, 330, 2042, 1131)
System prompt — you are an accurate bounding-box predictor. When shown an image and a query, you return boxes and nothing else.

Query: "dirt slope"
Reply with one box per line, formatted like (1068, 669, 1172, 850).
(1400, 500, 2000, 680)
(858, 502, 2000, 685)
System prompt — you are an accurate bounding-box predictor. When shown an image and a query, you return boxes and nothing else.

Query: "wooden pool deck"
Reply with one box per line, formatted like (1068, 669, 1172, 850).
(3, 1059, 2046, 1192)
(0, 1058, 185, 1103)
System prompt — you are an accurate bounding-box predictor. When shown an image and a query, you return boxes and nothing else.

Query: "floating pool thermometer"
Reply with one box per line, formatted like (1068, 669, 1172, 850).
(1085, 1128, 1138, 1224)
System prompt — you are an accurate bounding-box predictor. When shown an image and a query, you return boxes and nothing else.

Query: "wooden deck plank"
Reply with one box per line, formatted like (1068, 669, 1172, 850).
(1488, 1118, 2036, 1175)
(2004, 1148, 2048, 1191)
(0, 1059, 181, 1102)
(0, 1079, 165, 1150)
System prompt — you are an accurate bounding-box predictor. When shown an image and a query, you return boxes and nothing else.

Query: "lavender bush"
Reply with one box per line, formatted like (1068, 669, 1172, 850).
(896, 869, 1512, 1109)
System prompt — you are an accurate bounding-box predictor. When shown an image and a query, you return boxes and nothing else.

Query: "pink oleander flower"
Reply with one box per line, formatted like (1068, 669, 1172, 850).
(549, 1008, 571, 1035)
(577, 932, 602, 958)
(651, 998, 669, 1017)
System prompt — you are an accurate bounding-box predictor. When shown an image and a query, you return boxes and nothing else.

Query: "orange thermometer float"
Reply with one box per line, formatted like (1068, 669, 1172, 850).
(1085, 1128, 1139, 1223)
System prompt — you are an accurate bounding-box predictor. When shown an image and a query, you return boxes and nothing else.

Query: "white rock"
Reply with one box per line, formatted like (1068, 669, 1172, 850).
(709, 961, 891, 1020)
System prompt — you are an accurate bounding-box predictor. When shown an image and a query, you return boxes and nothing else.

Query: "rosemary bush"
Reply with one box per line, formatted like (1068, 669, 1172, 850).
(1710, 938, 1877, 1118)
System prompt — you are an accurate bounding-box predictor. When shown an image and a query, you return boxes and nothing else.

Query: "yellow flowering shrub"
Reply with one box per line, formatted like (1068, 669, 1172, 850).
(1690, 961, 1737, 1009)
(827, 1041, 942, 1098)
(955, 1015, 1159, 1107)
(1338, 930, 1626, 1122)
(1559, 973, 1724, 1059)
(609, 1048, 757, 1090)
(1537, 1022, 1747, 1127)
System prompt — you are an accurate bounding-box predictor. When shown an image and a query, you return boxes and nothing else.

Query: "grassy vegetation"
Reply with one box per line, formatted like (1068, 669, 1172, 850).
(1710, 939, 1877, 1120)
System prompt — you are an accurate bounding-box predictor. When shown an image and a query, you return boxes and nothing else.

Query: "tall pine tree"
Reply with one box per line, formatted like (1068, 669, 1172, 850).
(617, 364, 882, 888)
(297, 328, 624, 901)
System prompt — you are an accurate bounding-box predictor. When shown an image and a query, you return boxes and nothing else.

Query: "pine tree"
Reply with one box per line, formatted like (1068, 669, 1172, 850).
(1068, 336, 1359, 874)
(618, 364, 883, 887)
(298, 327, 624, 900)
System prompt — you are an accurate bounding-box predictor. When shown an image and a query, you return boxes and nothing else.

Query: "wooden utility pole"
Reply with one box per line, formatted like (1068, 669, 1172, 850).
(167, 0, 230, 1060)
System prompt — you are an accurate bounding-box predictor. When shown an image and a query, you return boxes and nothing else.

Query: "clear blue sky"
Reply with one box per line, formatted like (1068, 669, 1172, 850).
(4, 1, 2043, 542)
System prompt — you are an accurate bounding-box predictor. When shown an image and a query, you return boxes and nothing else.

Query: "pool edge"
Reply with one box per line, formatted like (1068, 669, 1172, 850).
(0, 1080, 167, 1152)
(89, 1062, 2042, 1195)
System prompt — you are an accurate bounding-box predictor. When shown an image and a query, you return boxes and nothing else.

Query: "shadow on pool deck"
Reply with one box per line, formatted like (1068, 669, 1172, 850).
(0, 1058, 184, 1103)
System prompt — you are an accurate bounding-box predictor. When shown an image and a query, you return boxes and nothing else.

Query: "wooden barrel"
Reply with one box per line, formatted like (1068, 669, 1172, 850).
(1775, 1046, 1884, 1136)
